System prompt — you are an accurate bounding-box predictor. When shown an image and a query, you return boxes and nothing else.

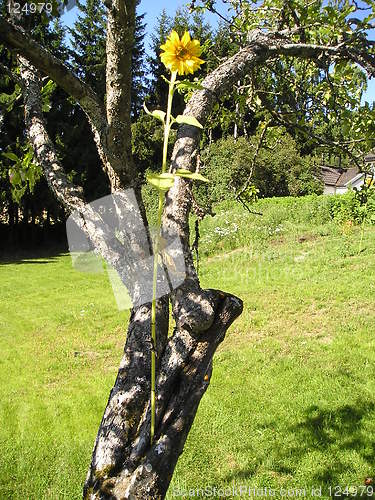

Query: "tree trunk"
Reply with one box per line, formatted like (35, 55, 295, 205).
(83, 291, 242, 499)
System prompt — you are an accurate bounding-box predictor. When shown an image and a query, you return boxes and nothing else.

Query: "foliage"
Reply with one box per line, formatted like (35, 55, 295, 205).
(252, 134, 312, 198)
(329, 185, 375, 225)
(193, 192, 375, 259)
(131, 113, 165, 175)
(2, 142, 42, 203)
(288, 156, 324, 197)
(196, 131, 323, 211)
(191, 0, 375, 162)
(198, 136, 249, 206)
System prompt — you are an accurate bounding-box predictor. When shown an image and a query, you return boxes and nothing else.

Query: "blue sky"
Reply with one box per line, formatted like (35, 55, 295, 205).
(364, 79, 375, 104)
(62, 0, 226, 48)
(61, 0, 375, 104)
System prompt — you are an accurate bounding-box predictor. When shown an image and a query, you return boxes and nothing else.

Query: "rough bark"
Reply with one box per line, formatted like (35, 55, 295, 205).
(83, 290, 242, 500)
(105, 0, 138, 189)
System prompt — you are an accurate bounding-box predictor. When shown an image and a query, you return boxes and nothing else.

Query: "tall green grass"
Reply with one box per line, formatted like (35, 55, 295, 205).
(1, 195, 375, 499)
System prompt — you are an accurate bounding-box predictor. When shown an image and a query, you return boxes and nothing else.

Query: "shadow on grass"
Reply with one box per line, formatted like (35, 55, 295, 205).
(294, 402, 375, 487)
(0, 246, 68, 265)
(224, 401, 375, 494)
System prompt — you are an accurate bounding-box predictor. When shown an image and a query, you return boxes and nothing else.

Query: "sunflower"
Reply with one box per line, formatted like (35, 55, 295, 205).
(160, 30, 204, 76)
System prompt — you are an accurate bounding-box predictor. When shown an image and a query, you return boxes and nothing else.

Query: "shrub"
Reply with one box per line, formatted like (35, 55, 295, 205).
(196, 134, 323, 211)
(195, 136, 251, 210)
(288, 156, 324, 197)
(329, 185, 375, 224)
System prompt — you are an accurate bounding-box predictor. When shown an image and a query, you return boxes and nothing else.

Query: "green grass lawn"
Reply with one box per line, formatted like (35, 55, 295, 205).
(1, 195, 375, 499)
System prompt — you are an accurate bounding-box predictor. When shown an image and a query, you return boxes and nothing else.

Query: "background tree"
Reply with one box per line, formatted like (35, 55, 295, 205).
(131, 6, 147, 118)
(70, 0, 107, 97)
(0, 8, 69, 245)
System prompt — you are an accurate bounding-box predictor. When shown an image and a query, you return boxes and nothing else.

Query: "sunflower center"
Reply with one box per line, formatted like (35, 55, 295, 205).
(176, 46, 188, 59)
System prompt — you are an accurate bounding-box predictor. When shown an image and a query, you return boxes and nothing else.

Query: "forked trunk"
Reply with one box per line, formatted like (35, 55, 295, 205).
(83, 290, 242, 499)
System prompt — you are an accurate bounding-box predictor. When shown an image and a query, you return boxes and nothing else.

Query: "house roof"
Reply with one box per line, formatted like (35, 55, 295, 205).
(321, 166, 342, 186)
(336, 167, 361, 186)
(365, 150, 375, 163)
(321, 166, 362, 187)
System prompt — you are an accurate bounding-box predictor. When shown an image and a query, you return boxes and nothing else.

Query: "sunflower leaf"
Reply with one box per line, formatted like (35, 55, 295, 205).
(151, 110, 166, 122)
(175, 169, 209, 183)
(143, 103, 166, 123)
(175, 115, 203, 129)
(176, 81, 204, 92)
(147, 172, 175, 192)
(2, 152, 19, 162)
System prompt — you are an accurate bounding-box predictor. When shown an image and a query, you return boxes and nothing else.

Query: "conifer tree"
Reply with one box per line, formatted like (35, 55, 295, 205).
(131, 7, 147, 118)
(147, 9, 173, 110)
(70, 0, 147, 116)
(70, 0, 107, 98)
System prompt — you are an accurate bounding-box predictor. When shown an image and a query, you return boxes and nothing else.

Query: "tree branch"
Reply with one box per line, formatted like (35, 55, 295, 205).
(0, 18, 105, 121)
(165, 30, 375, 184)
(257, 91, 370, 168)
(0, 17, 126, 190)
(18, 55, 86, 212)
(18, 56, 153, 279)
(105, 0, 138, 188)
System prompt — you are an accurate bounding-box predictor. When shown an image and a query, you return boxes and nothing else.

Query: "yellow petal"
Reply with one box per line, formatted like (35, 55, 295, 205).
(160, 30, 205, 75)
(181, 31, 191, 45)
(169, 30, 180, 43)
(187, 40, 202, 56)
(178, 60, 185, 75)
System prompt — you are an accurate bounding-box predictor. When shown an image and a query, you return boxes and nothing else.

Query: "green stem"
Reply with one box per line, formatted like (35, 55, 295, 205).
(162, 71, 177, 173)
(150, 70, 177, 444)
(150, 193, 163, 444)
